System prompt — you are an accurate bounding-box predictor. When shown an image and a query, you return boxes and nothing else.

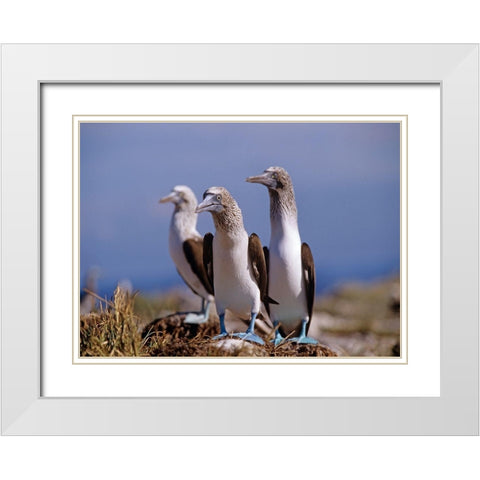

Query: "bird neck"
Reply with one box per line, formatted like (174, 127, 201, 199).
(171, 207, 198, 237)
(270, 214, 300, 242)
(212, 205, 245, 237)
(269, 187, 298, 228)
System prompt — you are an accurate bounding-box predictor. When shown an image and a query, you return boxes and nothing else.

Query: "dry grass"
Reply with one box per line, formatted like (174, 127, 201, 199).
(80, 286, 142, 357)
(80, 286, 337, 358)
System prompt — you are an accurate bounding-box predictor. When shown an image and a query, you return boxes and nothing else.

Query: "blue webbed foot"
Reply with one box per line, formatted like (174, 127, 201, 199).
(270, 331, 285, 346)
(212, 332, 229, 340)
(183, 300, 211, 324)
(232, 312, 264, 344)
(270, 321, 285, 346)
(232, 332, 265, 345)
(183, 313, 208, 324)
(288, 335, 318, 345)
(287, 318, 318, 345)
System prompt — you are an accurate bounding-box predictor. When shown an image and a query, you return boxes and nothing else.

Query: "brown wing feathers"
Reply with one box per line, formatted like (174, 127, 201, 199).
(262, 246, 271, 315)
(202, 233, 214, 294)
(301, 242, 316, 324)
(248, 234, 278, 307)
(182, 237, 214, 295)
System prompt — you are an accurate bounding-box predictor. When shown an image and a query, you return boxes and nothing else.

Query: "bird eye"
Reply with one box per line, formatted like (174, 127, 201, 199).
(272, 172, 278, 179)
(216, 194, 222, 201)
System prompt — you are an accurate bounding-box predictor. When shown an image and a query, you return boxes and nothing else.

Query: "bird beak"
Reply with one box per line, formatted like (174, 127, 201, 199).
(195, 198, 213, 213)
(195, 195, 221, 213)
(159, 192, 178, 204)
(246, 172, 276, 188)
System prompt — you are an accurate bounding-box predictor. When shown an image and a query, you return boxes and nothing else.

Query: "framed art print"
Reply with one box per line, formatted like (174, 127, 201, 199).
(1, 44, 478, 434)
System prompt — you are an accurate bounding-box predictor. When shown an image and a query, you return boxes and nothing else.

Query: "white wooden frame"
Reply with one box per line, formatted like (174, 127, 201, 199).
(1, 44, 478, 434)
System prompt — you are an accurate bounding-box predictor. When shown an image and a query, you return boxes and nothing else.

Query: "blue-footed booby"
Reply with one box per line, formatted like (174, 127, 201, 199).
(159, 185, 214, 324)
(195, 187, 276, 345)
(246, 167, 318, 345)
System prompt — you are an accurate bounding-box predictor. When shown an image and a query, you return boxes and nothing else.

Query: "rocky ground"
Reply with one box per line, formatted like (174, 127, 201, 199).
(311, 277, 401, 357)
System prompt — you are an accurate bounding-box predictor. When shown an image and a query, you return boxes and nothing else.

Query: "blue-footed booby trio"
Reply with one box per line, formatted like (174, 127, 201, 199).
(159, 185, 214, 324)
(195, 187, 276, 344)
(246, 167, 318, 345)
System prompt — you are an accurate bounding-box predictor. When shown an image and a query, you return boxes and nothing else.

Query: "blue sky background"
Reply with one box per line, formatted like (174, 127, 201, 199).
(80, 122, 400, 298)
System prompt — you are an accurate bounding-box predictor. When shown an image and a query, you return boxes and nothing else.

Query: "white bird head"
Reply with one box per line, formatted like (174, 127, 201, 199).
(159, 185, 198, 211)
(246, 166, 292, 191)
(195, 186, 232, 214)
(196, 187, 244, 232)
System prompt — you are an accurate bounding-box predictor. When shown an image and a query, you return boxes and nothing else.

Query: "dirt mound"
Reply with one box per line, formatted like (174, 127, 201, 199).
(140, 313, 337, 357)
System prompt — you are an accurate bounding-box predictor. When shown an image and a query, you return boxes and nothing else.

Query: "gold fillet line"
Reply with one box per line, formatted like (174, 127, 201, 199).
(73, 114, 406, 365)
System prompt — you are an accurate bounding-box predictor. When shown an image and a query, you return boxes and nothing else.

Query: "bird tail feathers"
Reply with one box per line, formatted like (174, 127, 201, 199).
(264, 295, 279, 305)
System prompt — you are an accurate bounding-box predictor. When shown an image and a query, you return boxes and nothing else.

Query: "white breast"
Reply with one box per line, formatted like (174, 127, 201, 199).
(268, 222, 308, 332)
(212, 231, 260, 319)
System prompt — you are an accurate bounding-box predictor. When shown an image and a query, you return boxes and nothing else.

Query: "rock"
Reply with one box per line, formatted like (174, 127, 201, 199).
(213, 338, 268, 357)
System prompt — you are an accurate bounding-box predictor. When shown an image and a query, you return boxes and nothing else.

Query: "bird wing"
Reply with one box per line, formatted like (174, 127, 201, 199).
(263, 246, 270, 277)
(301, 242, 316, 330)
(248, 234, 278, 306)
(175, 267, 201, 297)
(202, 232, 214, 294)
(182, 237, 214, 296)
(262, 246, 271, 316)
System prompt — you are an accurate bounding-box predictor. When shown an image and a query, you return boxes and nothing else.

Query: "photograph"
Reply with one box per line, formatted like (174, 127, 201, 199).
(3, 42, 476, 444)
(79, 119, 401, 358)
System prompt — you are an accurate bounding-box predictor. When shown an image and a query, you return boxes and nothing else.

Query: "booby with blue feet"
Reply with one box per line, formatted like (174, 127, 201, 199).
(246, 167, 317, 345)
(195, 187, 276, 345)
(159, 185, 214, 324)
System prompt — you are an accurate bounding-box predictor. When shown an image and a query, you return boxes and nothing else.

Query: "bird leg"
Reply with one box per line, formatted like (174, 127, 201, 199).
(288, 318, 318, 344)
(232, 312, 265, 345)
(212, 312, 229, 340)
(183, 299, 211, 324)
(270, 321, 285, 346)
(202, 299, 211, 319)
